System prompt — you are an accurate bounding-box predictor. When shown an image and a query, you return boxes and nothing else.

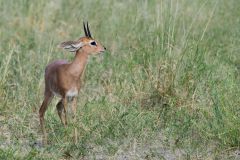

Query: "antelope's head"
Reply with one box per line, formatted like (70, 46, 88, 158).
(59, 22, 106, 55)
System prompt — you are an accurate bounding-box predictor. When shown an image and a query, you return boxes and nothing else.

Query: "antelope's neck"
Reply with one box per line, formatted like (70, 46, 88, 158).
(68, 50, 88, 78)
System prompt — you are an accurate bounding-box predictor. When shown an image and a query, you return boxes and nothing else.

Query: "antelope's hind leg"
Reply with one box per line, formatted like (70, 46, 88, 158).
(39, 92, 53, 145)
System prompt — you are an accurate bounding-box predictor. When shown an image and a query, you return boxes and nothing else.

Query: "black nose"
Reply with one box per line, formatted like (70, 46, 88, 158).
(104, 46, 106, 50)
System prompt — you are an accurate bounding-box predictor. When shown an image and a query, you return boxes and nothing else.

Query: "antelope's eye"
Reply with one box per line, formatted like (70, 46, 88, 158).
(90, 41, 97, 46)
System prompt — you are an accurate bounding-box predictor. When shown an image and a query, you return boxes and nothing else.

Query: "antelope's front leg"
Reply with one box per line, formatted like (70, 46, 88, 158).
(62, 97, 68, 126)
(71, 97, 78, 144)
(56, 99, 68, 126)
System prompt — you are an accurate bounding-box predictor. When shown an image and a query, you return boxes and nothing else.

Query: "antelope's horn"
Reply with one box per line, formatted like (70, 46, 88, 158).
(83, 22, 88, 37)
(86, 22, 92, 38)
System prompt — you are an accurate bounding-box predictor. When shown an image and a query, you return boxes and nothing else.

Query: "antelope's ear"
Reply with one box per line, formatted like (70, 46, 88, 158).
(58, 41, 84, 52)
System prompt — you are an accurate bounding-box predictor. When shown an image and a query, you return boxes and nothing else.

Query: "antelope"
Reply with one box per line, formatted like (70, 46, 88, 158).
(39, 22, 106, 144)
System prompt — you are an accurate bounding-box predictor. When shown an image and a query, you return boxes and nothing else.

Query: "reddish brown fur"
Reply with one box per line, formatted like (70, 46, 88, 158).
(39, 30, 105, 144)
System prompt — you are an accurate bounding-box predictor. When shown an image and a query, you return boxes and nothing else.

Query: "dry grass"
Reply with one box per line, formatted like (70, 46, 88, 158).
(0, 0, 239, 159)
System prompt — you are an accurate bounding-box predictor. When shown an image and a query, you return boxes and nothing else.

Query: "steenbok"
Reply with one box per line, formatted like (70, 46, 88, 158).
(39, 22, 106, 144)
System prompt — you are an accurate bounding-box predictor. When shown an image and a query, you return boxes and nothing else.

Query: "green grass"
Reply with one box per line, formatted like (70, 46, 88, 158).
(0, 0, 239, 159)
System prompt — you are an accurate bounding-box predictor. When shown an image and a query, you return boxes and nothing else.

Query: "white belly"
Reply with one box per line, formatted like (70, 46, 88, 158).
(66, 88, 78, 97)
(53, 91, 62, 97)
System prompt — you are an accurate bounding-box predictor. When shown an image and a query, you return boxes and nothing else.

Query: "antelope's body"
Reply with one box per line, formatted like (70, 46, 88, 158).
(39, 22, 105, 144)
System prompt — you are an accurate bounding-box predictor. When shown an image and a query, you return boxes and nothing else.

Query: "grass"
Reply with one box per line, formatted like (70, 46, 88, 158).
(0, 0, 239, 159)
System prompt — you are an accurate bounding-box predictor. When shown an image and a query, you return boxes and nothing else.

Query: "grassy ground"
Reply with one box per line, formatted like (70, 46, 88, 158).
(0, 0, 239, 159)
